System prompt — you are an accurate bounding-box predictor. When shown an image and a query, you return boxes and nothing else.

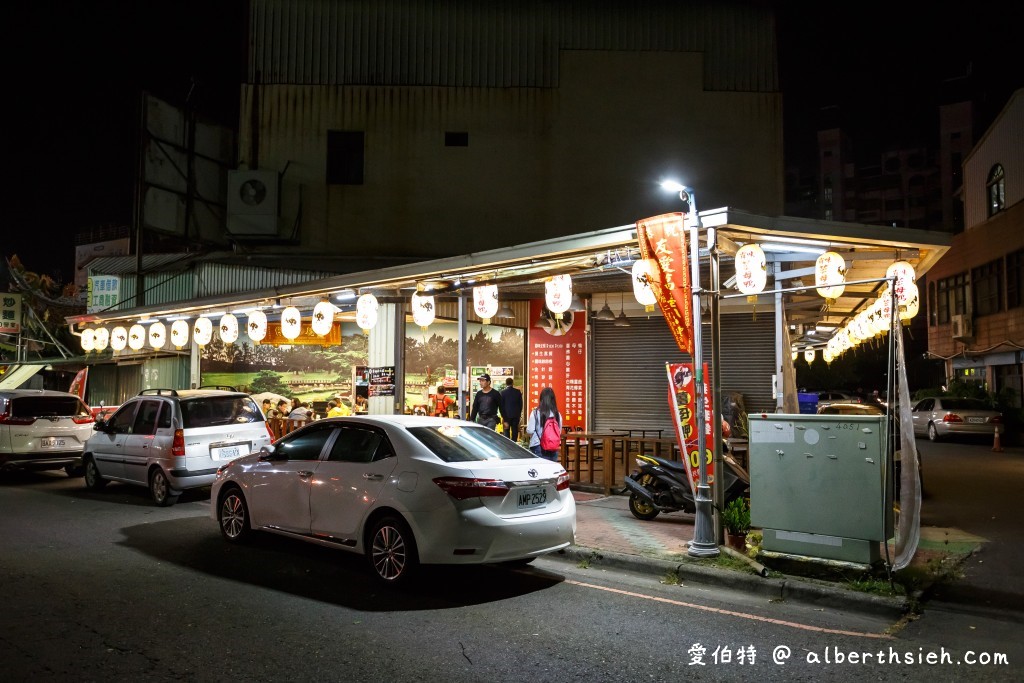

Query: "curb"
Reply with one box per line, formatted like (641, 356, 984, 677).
(552, 545, 910, 619)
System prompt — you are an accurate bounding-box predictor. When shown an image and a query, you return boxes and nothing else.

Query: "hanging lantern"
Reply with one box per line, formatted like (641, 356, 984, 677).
(474, 285, 499, 324)
(110, 326, 128, 351)
(356, 294, 379, 334)
(734, 244, 768, 296)
(815, 251, 846, 301)
(127, 324, 146, 351)
(280, 306, 302, 340)
(631, 260, 658, 312)
(93, 327, 110, 352)
(149, 322, 167, 350)
(876, 294, 893, 334)
(411, 292, 435, 330)
(247, 310, 267, 342)
(219, 313, 239, 344)
(193, 317, 213, 346)
(790, 348, 798, 361)
(803, 348, 815, 364)
(886, 260, 916, 289)
(311, 301, 335, 337)
(80, 328, 96, 352)
(898, 282, 920, 321)
(170, 320, 190, 348)
(544, 275, 572, 316)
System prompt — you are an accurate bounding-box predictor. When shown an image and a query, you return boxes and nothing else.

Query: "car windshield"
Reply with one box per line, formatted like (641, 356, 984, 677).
(408, 424, 534, 462)
(181, 396, 264, 428)
(11, 396, 90, 418)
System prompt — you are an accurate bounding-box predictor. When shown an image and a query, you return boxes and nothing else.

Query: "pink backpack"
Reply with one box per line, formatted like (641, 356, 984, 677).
(540, 414, 562, 451)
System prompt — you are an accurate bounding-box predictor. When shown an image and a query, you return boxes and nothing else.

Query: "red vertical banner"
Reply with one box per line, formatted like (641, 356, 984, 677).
(527, 300, 587, 430)
(68, 368, 88, 400)
(637, 212, 693, 355)
(666, 362, 714, 495)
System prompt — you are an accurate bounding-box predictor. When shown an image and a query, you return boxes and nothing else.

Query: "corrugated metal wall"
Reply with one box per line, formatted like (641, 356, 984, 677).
(142, 356, 191, 391)
(249, 0, 778, 93)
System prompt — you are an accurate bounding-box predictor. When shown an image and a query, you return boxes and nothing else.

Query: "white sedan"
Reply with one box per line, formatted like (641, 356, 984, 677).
(211, 415, 576, 584)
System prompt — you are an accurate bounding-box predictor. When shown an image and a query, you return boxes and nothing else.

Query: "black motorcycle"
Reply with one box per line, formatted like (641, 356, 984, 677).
(622, 452, 749, 520)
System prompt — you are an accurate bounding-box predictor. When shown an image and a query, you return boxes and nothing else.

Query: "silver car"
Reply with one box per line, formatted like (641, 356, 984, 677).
(0, 390, 95, 475)
(911, 397, 1004, 442)
(83, 389, 274, 505)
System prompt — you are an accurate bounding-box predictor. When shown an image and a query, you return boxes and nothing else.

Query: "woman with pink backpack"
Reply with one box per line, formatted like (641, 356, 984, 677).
(526, 386, 563, 462)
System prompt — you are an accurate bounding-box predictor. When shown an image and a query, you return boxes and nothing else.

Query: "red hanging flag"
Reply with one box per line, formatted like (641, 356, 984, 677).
(636, 212, 693, 355)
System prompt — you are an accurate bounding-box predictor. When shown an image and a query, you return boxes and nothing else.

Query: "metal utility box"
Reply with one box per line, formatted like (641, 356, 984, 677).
(748, 414, 893, 564)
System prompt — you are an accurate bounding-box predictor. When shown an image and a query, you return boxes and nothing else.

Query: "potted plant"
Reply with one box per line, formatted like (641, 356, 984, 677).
(721, 498, 751, 551)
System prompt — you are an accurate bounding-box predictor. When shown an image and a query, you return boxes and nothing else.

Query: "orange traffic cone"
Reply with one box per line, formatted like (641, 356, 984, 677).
(993, 426, 1004, 453)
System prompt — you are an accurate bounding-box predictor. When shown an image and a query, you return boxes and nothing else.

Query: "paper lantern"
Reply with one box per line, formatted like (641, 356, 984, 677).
(127, 324, 146, 351)
(193, 317, 213, 346)
(411, 293, 435, 329)
(170, 320, 190, 348)
(734, 244, 768, 295)
(473, 285, 499, 323)
(815, 251, 846, 300)
(148, 322, 167, 349)
(803, 348, 815, 363)
(280, 306, 302, 340)
(356, 294, 379, 333)
(80, 328, 95, 352)
(790, 348, 798, 361)
(631, 260, 658, 311)
(94, 327, 109, 352)
(110, 326, 128, 351)
(247, 310, 267, 342)
(886, 260, 916, 289)
(219, 313, 239, 344)
(898, 282, 920, 321)
(311, 301, 335, 336)
(544, 275, 572, 315)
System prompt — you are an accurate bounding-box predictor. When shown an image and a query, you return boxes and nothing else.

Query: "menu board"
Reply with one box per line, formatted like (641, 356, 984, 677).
(368, 365, 396, 397)
(527, 300, 586, 430)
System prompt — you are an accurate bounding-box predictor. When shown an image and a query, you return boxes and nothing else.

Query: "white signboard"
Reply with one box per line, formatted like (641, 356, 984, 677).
(0, 293, 22, 334)
(87, 275, 121, 313)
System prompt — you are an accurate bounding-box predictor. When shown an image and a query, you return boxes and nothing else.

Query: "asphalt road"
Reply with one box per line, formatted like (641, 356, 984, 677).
(0, 443, 1020, 682)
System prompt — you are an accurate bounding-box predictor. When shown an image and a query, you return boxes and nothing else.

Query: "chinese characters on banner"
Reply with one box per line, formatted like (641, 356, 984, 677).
(527, 300, 586, 430)
(667, 362, 715, 496)
(0, 293, 22, 334)
(636, 212, 693, 355)
(87, 275, 120, 313)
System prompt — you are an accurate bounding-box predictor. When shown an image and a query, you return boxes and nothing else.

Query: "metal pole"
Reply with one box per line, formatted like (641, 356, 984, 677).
(684, 189, 719, 557)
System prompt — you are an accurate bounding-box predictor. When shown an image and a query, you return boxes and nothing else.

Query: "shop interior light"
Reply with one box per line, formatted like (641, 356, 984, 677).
(614, 292, 631, 327)
(334, 289, 357, 301)
(495, 302, 515, 319)
(568, 295, 587, 313)
(200, 311, 226, 318)
(595, 293, 617, 321)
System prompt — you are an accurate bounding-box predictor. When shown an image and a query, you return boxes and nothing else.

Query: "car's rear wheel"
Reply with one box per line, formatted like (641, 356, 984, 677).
(83, 457, 107, 490)
(218, 487, 251, 542)
(149, 468, 179, 506)
(367, 515, 418, 585)
(927, 422, 940, 442)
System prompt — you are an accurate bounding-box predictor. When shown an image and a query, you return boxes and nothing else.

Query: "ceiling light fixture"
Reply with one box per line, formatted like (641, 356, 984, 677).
(595, 293, 617, 321)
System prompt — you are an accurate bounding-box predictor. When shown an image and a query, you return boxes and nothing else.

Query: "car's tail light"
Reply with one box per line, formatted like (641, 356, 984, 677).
(942, 413, 964, 423)
(265, 421, 276, 443)
(72, 415, 95, 424)
(0, 412, 35, 425)
(433, 477, 509, 500)
(556, 471, 570, 491)
(171, 429, 186, 457)
(991, 415, 1003, 424)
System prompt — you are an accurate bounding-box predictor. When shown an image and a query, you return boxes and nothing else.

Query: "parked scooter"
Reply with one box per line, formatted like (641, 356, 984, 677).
(622, 450, 749, 520)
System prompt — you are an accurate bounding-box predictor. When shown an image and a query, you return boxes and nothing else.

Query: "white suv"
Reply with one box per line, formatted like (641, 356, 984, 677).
(0, 390, 95, 475)
(83, 389, 274, 506)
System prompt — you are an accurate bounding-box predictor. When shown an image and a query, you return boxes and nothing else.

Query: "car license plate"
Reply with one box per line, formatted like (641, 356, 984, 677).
(212, 445, 243, 461)
(516, 486, 547, 509)
(40, 437, 67, 449)
(967, 417, 985, 424)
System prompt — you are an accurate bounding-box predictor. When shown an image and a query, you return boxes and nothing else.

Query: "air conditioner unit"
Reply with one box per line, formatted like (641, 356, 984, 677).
(226, 169, 280, 236)
(951, 314, 974, 341)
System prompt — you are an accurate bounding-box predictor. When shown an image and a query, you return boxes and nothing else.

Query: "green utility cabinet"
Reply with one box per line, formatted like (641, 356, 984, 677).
(748, 414, 893, 564)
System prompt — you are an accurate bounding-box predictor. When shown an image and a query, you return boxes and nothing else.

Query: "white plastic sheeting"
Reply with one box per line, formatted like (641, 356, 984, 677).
(893, 324, 921, 570)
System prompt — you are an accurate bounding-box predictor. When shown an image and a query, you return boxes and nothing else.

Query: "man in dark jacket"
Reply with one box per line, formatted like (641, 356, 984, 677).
(499, 377, 523, 441)
(469, 373, 501, 430)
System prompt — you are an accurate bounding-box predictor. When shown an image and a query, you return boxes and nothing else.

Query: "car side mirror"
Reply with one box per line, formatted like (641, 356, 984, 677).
(257, 444, 280, 461)
(93, 418, 108, 432)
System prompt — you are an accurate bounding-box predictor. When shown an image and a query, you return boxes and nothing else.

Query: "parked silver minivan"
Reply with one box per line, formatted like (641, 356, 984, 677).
(83, 389, 274, 505)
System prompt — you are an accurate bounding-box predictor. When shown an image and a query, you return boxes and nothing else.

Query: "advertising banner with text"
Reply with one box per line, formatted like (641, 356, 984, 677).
(667, 362, 714, 495)
(527, 300, 586, 430)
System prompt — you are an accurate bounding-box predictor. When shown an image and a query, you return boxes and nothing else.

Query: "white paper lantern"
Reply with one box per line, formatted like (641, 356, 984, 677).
(886, 260, 916, 289)
(148, 322, 167, 349)
(803, 348, 815, 363)
(80, 328, 96, 352)
(411, 293, 435, 329)
(94, 327, 110, 352)
(127, 324, 146, 351)
(311, 301, 335, 337)
(280, 306, 302, 340)
(356, 294, 379, 333)
(219, 313, 239, 344)
(734, 244, 768, 295)
(631, 260, 658, 311)
(544, 275, 572, 315)
(899, 282, 920, 321)
(815, 251, 846, 300)
(473, 285, 499, 323)
(110, 326, 128, 351)
(247, 310, 267, 342)
(170, 320, 190, 348)
(193, 317, 213, 346)
(790, 348, 798, 361)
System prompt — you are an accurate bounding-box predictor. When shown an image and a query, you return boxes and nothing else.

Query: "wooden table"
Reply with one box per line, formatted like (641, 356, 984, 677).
(561, 432, 683, 495)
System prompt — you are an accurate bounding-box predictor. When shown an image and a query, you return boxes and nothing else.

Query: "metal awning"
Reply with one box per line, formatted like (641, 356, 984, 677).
(0, 364, 45, 390)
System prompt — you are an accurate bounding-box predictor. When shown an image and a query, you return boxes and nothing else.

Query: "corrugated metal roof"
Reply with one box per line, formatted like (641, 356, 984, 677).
(249, 0, 778, 92)
(85, 254, 196, 276)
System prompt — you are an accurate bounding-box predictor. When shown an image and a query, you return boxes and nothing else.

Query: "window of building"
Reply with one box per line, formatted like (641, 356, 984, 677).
(444, 131, 469, 147)
(326, 131, 365, 185)
(928, 280, 937, 327)
(823, 178, 832, 205)
(1008, 249, 1023, 309)
(971, 259, 1003, 317)
(936, 273, 967, 324)
(987, 164, 1005, 216)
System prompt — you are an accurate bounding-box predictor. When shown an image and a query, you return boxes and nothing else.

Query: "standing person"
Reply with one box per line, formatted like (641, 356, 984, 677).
(526, 387, 563, 462)
(499, 377, 523, 441)
(432, 384, 454, 417)
(469, 373, 501, 430)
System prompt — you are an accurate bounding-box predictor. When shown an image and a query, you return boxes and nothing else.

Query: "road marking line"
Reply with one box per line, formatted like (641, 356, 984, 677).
(565, 579, 890, 639)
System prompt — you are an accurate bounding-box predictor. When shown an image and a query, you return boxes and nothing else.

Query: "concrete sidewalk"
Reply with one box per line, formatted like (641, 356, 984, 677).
(547, 490, 979, 619)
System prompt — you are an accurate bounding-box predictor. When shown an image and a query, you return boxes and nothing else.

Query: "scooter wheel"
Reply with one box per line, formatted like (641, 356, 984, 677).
(628, 493, 660, 520)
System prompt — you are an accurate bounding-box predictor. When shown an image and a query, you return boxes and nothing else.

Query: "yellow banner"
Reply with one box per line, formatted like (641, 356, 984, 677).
(260, 322, 342, 346)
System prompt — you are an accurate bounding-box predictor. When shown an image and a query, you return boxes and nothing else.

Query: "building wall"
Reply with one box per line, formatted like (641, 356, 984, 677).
(963, 91, 1023, 228)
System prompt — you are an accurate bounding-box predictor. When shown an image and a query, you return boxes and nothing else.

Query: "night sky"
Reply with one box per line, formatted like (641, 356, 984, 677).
(7, 2, 1020, 283)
